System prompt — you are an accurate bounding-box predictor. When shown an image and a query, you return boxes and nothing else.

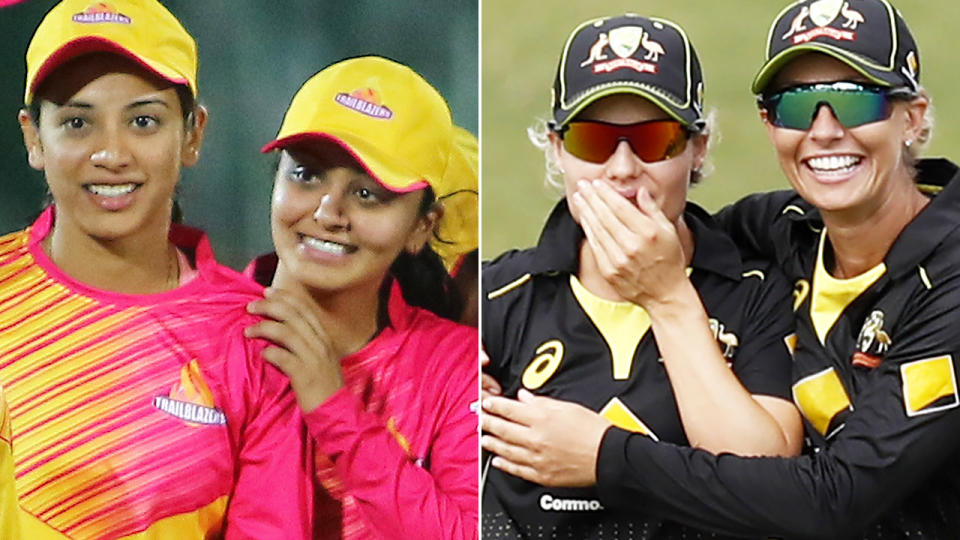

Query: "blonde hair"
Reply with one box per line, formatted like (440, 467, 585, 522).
(526, 109, 719, 193)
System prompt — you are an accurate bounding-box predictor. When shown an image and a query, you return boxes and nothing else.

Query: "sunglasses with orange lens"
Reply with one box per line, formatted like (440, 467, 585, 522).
(558, 119, 690, 164)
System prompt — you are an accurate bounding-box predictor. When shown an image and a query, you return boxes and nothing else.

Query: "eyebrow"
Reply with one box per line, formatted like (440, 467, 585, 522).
(57, 98, 171, 110)
(127, 99, 170, 109)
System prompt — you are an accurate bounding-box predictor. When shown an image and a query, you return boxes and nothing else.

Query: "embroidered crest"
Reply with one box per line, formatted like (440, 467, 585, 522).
(852, 310, 891, 368)
(783, 0, 861, 43)
(580, 24, 662, 75)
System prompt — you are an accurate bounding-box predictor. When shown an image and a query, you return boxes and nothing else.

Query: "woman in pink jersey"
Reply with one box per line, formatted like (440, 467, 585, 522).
(0, 0, 312, 538)
(244, 56, 479, 539)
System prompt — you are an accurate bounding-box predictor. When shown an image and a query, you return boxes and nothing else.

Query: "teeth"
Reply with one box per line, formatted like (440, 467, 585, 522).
(301, 235, 349, 255)
(807, 155, 860, 173)
(86, 183, 138, 197)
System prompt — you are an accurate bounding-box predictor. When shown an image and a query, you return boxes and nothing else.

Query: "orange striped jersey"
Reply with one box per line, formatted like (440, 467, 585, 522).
(0, 208, 312, 540)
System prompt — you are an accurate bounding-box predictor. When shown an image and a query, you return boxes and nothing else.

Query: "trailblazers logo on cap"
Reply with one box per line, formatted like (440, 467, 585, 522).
(153, 360, 226, 426)
(334, 88, 394, 120)
(852, 309, 891, 369)
(782, 0, 863, 43)
(71, 2, 131, 24)
(579, 24, 664, 75)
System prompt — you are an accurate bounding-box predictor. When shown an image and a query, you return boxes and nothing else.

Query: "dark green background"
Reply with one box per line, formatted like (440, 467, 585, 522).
(0, 0, 478, 269)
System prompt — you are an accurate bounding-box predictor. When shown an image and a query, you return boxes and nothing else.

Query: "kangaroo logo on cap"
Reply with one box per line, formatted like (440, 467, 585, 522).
(72, 2, 131, 24)
(334, 88, 393, 120)
(782, 0, 862, 43)
(581, 24, 663, 75)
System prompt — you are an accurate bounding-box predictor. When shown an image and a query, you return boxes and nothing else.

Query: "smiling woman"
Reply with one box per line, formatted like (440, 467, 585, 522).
(0, 0, 313, 538)
(245, 56, 479, 539)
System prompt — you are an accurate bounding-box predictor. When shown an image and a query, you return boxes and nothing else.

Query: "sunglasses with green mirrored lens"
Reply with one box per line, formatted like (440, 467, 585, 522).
(759, 82, 915, 130)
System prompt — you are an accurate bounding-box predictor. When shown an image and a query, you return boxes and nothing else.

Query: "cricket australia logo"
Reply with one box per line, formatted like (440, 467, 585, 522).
(154, 360, 227, 426)
(852, 310, 891, 369)
(708, 318, 739, 360)
(781, 0, 863, 43)
(580, 23, 665, 75)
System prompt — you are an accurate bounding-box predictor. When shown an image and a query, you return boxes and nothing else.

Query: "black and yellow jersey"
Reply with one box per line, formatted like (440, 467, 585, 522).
(481, 200, 795, 539)
(594, 159, 960, 539)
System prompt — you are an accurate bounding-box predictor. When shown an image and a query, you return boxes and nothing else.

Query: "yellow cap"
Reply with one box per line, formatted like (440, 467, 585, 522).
(432, 125, 478, 269)
(263, 56, 455, 194)
(264, 55, 477, 264)
(25, 0, 197, 104)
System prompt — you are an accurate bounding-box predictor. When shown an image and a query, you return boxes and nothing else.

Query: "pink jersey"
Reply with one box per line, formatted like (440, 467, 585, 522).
(0, 208, 313, 540)
(247, 255, 479, 540)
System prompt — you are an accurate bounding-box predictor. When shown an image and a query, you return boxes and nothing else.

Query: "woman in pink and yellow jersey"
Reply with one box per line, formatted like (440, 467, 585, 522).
(0, 0, 312, 538)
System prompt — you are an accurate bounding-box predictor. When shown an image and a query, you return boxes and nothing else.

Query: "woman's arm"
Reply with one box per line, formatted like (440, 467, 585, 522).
(482, 269, 960, 538)
(247, 288, 478, 540)
(224, 331, 314, 540)
(573, 180, 801, 456)
(304, 350, 478, 540)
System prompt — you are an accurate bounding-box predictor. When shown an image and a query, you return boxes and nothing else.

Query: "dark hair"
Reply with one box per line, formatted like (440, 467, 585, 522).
(388, 188, 463, 321)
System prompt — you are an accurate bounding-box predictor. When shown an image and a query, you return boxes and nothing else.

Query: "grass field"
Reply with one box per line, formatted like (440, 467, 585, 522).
(480, 0, 960, 259)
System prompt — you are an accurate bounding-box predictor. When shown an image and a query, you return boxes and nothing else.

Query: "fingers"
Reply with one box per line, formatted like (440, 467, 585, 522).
(248, 287, 333, 346)
(482, 373, 502, 397)
(482, 394, 539, 427)
(259, 344, 302, 376)
(488, 454, 543, 485)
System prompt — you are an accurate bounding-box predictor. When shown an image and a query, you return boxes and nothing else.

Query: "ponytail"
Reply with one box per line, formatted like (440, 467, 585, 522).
(390, 246, 463, 321)
(388, 187, 463, 321)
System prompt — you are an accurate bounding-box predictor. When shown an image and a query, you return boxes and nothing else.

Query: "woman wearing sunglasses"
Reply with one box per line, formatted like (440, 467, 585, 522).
(482, 0, 960, 537)
(481, 13, 803, 539)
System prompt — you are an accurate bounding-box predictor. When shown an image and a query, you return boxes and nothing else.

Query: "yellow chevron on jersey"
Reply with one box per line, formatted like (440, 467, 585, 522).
(599, 397, 658, 441)
(810, 230, 886, 344)
(901, 356, 959, 417)
(792, 367, 852, 437)
(569, 276, 650, 380)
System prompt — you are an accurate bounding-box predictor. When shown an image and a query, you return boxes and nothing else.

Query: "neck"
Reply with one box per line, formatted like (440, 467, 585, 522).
(45, 213, 178, 295)
(577, 215, 695, 302)
(821, 182, 929, 279)
(271, 264, 383, 357)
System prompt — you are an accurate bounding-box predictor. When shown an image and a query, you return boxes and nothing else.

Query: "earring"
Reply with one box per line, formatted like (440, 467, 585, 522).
(905, 139, 914, 148)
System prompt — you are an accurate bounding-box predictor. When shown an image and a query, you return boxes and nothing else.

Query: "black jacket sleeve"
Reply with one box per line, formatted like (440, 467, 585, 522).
(595, 270, 960, 540)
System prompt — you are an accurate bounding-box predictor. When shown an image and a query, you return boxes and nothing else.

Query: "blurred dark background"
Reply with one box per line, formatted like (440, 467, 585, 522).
(0, 0, 478, 269)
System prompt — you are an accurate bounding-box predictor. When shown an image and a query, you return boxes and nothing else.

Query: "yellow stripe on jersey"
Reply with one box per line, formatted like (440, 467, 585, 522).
(810, 229, 886, 344)
(901, 355, 959, 417)
(599, 397, 658, 441)
(792, 367, 852, 437)
(18, 495, 227, 540)
(0, 386, 18, 540)
(487, 273, 531, 300)
(569, 276, 650, 380)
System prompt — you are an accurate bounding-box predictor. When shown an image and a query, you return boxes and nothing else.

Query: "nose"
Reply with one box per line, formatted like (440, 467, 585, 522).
(89, 125, 131, 171)
(807, 103, 845, 143)
(604, 139, 643, 183)
(312, 189, 350, 230)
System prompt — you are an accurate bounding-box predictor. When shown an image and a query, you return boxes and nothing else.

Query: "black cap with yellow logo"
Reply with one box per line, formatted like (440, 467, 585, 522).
(752, 0, 920, 94)
(551, 14, 705, 130)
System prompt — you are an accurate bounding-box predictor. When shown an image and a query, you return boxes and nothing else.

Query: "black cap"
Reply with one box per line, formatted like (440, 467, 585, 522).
(551, 14, 705, 130)
(753, 0, 920, 94)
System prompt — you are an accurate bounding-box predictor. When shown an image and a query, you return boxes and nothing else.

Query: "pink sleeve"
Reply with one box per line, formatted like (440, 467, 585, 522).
(304, 339, 479, 540)
(223, 338, 314, 540)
